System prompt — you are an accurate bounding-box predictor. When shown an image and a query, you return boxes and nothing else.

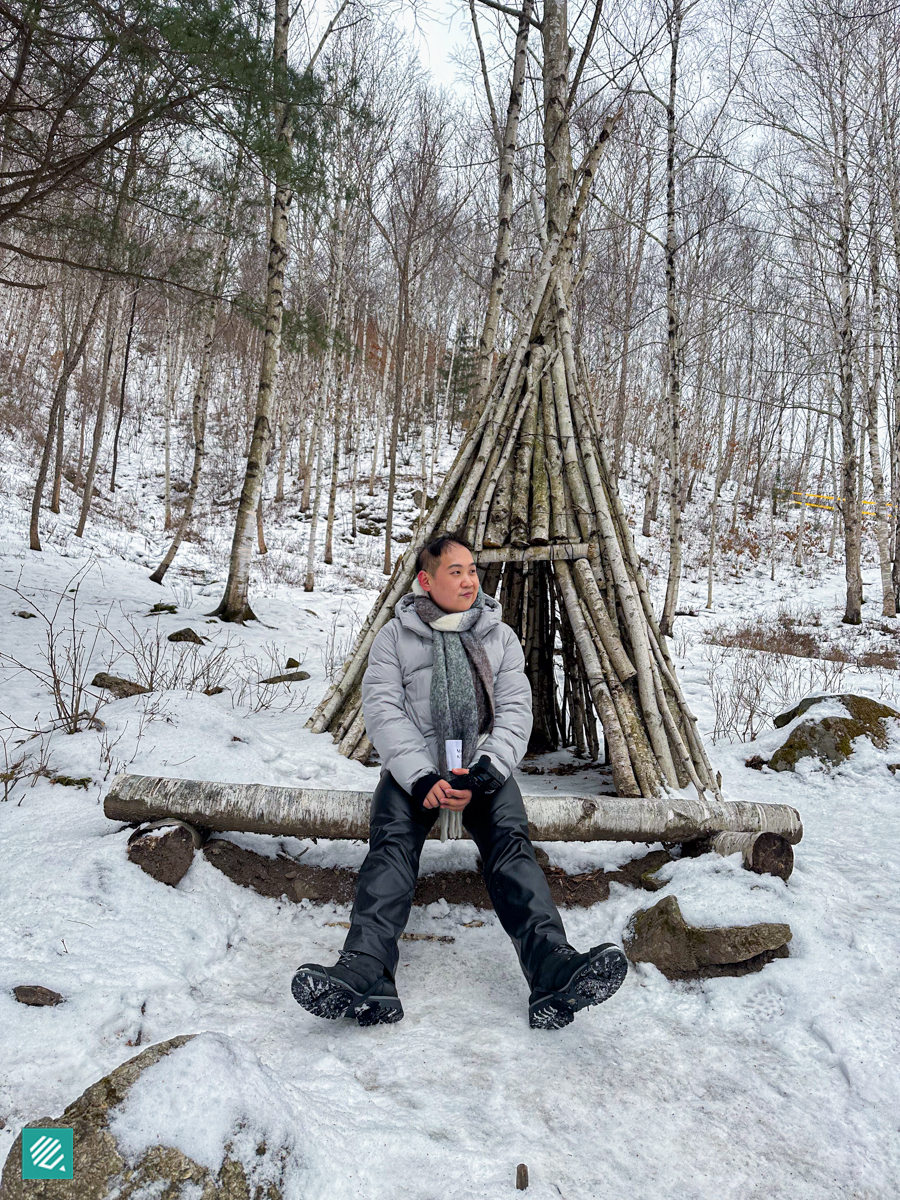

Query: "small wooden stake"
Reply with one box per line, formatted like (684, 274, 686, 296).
(516, 1163, 529, 1190)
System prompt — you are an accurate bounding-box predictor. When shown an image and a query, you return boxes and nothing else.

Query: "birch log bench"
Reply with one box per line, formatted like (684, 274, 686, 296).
(107, 774, 802, 896)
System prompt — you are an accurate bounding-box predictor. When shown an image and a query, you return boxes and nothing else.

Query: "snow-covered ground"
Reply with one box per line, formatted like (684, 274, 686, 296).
(1, 435, 899, 1198)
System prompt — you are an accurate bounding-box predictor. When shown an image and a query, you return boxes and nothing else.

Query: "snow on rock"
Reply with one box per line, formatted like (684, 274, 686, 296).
(0, 1032, 306, 1199)
(108, 1032, 306, 1185)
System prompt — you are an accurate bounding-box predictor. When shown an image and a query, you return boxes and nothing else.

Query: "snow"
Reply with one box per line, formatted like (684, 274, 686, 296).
(2, 440, 900, 1198)
(108, 1032, 307, 1184)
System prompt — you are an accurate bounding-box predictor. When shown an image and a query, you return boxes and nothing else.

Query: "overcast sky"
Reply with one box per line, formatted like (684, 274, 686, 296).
(396, 1, 474, 93)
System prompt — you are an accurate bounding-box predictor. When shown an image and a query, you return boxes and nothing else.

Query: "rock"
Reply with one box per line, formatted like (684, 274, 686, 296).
(285, 657, 300, 669)
(624, 895, 792, 980)
(259, 671, 310, 685)
(127, 826, 195, 887)
(769, 717, 856, 771)
(91, 673, 150, 699)
(13, 985, 64, 1007)
(147, 603, 177, 615)
(0, 1032, 302, 1199)
(773, 693, 899, 729)
(768, 694, 899, 772)
(167, 627, 205, 644)
(768, 695, 898, 772)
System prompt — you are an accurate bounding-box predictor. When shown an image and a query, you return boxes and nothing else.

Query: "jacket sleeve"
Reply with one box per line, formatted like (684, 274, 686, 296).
(472, 626, 532, 779)
(361, 622, 439, 795)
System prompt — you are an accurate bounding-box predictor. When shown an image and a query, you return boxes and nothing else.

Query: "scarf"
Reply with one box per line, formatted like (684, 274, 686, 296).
(410, 581, 495, 840)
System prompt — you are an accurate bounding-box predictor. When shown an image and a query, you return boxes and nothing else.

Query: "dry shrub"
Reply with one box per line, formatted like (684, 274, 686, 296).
(321, 602, 362, 682)
(856, 648, 900, 671)
(102, 615, 239, 693)
(718, 526, 762, 561)
(704, 605, 845, 662)
(706, 644, 849, 743)
(0, 566, 107, 734)
(705, 604, 900, 678)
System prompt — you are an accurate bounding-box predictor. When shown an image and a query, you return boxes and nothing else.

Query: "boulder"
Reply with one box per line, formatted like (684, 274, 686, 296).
(13, 986, 64, 1007)
(624, 895, 792, 980)
(90, 674, 150, 700)
(768, 695, 898, 772)
(773, 692, 898, 730)
(167, 628, 205, 645)
(0, 1033, 303, 1199)
(127, 825, 195, 887)
(259, 671, 310, 685)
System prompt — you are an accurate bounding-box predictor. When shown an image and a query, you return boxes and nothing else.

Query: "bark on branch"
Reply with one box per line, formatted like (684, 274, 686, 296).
(105, 773, 803, 845)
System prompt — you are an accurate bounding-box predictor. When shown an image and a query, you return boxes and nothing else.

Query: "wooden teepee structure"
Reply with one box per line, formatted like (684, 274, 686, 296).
(308, 0, 720, 803)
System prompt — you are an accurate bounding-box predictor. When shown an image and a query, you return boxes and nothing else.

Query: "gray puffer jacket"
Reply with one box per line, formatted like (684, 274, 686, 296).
(361, 592, 533, 795)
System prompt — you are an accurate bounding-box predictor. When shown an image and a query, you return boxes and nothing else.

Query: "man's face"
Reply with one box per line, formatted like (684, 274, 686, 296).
(417, 543, 479, 612)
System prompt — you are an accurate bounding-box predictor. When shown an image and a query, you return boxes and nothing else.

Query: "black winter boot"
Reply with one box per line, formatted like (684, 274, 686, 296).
(528, 943, 628, 1030)
(291, 951, 404, 1026)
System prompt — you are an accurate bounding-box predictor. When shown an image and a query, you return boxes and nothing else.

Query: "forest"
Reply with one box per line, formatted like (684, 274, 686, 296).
(4, 0, 900, 628)
(1, 2, 900, 1198)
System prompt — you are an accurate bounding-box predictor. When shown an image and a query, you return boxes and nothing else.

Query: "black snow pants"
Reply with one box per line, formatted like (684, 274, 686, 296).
(341, 771, 569, 987)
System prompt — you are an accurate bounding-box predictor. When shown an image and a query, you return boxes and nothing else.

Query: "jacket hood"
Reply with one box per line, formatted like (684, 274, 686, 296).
(395, 587, 503, 641)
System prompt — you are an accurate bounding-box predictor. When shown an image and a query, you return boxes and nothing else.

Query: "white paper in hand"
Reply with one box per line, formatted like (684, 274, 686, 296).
(445, 739, 463, 771)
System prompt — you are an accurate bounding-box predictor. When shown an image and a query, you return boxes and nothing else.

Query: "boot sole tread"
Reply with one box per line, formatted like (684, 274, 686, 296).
(529, 946, 628, 1030)
(292, 968, 404, 1026)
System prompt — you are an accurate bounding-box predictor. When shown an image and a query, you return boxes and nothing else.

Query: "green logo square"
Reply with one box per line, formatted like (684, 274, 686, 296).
(22, 1127, 74, 1179)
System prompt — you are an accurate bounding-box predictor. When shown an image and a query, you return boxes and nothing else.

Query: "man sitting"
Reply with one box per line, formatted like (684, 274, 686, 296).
(292, 533, 628, 1029)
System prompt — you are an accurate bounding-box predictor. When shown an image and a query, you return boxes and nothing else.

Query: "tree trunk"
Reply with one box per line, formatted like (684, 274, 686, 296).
(150, 149, 243, 584)
(303, 419, 325, 591)
(106, 772, 803, 845)
(660, 0, 683, 640)
(865, 174, 894, 616)
(383, 277, 409, 575)
(110, 288, 138, 492)
(30, 284, 105, 551)
(75, 286, 123, 537)
(323, 372, 343, 565)
(49, 366, 66, 514)
(210, 0, 293, 623)
(838, 212, 862, 621)
(472, 0, 532, 412)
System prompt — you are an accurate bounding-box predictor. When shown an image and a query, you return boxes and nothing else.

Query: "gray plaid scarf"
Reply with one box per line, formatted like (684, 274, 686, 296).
(411, 586, 495, 839)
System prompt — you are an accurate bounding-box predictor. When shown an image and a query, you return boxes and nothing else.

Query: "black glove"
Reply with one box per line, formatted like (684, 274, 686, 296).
(410, 772, 443, 806)
(411, 757, 506, 807)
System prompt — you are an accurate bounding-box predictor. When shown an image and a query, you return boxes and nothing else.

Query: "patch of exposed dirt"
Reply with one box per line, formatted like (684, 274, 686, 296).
(201, 839, 674, 909)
